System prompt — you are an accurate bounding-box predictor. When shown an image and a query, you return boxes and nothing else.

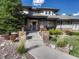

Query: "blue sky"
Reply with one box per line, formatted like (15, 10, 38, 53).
(21, 0, 79, 15)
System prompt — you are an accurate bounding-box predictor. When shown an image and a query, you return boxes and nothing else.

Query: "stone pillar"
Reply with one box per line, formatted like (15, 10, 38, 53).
(18, 31, 26, 47)
(42, 31, 50, 47)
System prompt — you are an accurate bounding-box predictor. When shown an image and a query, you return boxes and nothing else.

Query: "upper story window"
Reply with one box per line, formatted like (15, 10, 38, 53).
(46, 11, 52, 15)
(31, 9, 56, 15)
(45, 11, 47, 15)
(49, 11, 51, 15)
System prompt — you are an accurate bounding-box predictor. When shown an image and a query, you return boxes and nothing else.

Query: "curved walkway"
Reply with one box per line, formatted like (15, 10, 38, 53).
(25, 32, 79, 59)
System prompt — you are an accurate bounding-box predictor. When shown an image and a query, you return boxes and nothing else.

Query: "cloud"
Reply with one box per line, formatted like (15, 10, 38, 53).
(33, 0, 44, 6)
(62, 13, 66, 16)
(73, 12, 79, 16)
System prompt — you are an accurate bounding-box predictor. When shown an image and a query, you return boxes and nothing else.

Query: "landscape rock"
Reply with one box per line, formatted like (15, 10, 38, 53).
(0, 42, 5, 47)
(0, 36, 31, 59)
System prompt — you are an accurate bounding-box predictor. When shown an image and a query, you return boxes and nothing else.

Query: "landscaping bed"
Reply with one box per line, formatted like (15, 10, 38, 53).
(64, 36, 79, 57)
(0, 36, 34, 59)
(49, 29, 79, 58)
(50, 35, 79, 58)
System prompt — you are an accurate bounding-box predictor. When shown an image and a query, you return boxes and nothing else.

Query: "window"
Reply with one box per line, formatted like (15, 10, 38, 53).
(46, 11, 47, 15)
(47, 11, 49, 15)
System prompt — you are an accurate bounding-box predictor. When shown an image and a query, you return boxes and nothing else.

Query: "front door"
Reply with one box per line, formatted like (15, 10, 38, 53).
(31, 21, 37, 31)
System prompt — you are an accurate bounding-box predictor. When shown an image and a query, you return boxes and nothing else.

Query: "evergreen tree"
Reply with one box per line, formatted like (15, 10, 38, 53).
(0, 0, 23, 34)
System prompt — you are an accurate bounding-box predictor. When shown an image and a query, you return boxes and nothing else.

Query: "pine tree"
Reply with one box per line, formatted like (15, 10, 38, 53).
(0, 0, 23, 34)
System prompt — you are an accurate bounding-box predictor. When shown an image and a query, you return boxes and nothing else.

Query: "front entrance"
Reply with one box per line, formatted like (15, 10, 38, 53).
(31, 21, 37, 31)
(28, 20, 39, 32)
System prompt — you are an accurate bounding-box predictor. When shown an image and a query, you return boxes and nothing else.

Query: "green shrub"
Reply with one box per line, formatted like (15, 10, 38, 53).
(0, 29, 6, 34)
(16, 31, 27, 54)
(73, 32, 79, 35)
(16, 43, 26, 54)
(50, 35, 57, 41)
(52, 37, 57, 41)
(65, 30, 73, 35)
(56, 39, 67, 47)
(49, 29, 62, 35)
(65, 31, 79, 35)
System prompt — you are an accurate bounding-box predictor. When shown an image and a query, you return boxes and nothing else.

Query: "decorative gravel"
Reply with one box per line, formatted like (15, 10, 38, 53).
(0, 36, 35, 59)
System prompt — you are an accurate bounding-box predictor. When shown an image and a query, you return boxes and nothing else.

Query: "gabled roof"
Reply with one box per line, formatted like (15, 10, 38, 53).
(22, 6, 59, 13)
(22, 6, 79, 20)
(22, 6, 32, 9)
(32, 7, 59, 12)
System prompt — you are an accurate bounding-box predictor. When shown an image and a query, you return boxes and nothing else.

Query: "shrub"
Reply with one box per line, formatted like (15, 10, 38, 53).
(0, 29, 6, 34)
(50, 35, 57, 41)
(65, 30, 73, 35)
(52, 36, 57, 41)
(16, 43, 26, 54)
(65, 31, 79, 35)
(16, 31, 26, 54)
(56, 39, 67, 47)
(73, 32, 79, 35)
(49, 29, 62, 35)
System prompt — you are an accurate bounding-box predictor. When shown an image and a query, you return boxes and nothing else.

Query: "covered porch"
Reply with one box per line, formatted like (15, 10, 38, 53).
(24, 15, 58, 32)
(22, 14, 79, 32)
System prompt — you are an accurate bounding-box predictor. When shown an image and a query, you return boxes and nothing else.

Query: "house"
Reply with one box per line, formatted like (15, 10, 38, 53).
(22, 6, 79, 31)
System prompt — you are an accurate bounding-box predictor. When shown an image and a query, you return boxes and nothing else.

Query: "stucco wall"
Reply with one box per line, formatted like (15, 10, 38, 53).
(56, 22, 79, 31)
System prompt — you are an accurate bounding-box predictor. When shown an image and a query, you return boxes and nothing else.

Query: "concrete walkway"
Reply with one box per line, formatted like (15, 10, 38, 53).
(25, 32, 44, 49)
(25, 32, 79, 59)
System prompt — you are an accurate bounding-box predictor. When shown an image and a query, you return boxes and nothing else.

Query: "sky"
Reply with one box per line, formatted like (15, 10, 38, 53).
(21, 0, 79, 15)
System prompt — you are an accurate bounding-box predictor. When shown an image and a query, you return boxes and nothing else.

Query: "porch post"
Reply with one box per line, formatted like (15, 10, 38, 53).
(70, 20, 73, 31)
(53, 20, 57, 30)
(75, 20, 78, 31)
(22, 16, 26, 31)
(60, 20, 62, 30)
